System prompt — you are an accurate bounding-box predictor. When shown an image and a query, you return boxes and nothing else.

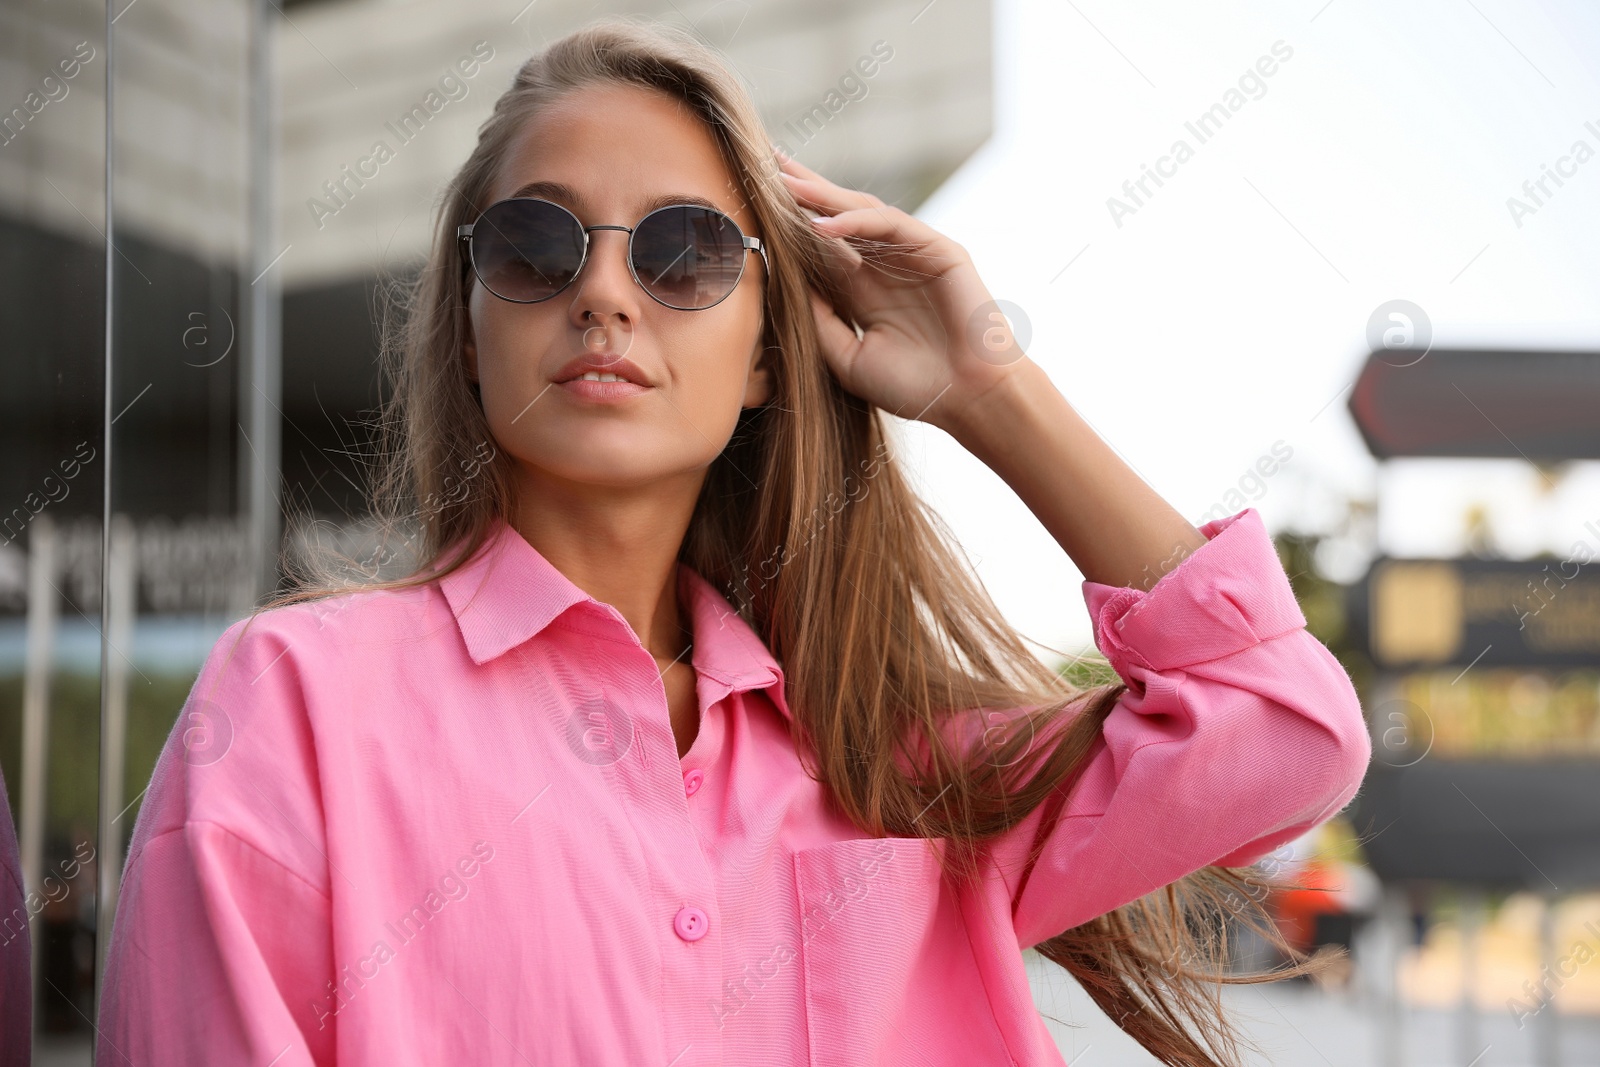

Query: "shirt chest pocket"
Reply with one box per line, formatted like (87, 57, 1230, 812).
(792, 837, 1018, 1067)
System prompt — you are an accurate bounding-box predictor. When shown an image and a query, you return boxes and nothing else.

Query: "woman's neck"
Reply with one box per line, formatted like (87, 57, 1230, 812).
(505, 486, 699, 663)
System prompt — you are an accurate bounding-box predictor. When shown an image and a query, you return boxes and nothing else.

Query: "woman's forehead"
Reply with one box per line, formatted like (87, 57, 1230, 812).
(490, 84, 755, 229)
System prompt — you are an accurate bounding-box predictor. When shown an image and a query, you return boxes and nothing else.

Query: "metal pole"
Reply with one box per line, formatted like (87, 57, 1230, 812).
(1457, 887, 1482, 1067)
(92, 0, 115, 1049)
(19, 514, 58, 1001)
(1364, 881, 1409, 1067)
(241, 0, 281, 604)
(96, 515, 136, 947)
(1534, 893, 1561, 1067)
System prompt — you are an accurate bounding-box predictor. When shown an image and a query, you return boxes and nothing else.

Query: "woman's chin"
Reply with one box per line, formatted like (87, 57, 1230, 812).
(524, 451, 697, 491)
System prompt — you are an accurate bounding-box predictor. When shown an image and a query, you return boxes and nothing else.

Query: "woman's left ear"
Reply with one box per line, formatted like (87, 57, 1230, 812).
(742, 336, 776, 408)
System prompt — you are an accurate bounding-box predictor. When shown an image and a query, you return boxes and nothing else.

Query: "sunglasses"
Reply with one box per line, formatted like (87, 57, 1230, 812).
(457, 197, 769, 311)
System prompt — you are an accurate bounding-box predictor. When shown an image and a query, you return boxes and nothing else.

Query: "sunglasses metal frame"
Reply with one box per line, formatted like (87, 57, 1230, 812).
(457, 196, 769, 311)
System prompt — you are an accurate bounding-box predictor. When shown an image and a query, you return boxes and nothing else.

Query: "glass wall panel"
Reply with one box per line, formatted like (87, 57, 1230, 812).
(0, 1, 108, 1060)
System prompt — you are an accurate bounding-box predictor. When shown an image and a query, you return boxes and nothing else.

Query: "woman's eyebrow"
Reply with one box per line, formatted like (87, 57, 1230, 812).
(505, 179, 726, 218)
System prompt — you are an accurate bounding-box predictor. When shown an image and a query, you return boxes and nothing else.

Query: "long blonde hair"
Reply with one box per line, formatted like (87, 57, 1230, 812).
(274, 15, 1340, 1065)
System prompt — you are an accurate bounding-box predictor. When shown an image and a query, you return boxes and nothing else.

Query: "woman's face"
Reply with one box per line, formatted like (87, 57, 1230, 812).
(463, 82, 772, 495)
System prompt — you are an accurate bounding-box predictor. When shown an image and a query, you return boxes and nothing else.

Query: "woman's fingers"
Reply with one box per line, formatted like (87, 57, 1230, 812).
(810, 206, 963, 281)
(772, 151, 960, 265)
(779, 171, 871, 217)
(773, 148, 968, 290)
(773, 148, 886, 217)
(772, 145, 831, 185)
(808, 287, 861, 370)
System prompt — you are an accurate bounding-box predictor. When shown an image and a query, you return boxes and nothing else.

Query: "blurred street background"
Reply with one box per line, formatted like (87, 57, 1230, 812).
(3, 0, 1599, 1063)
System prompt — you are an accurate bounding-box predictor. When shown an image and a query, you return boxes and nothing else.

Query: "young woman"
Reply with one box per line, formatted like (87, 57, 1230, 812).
(97, 16, 1370, 1067)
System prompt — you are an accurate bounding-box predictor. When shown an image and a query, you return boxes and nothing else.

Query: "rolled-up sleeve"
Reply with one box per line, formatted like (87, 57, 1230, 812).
(993, 508, 1371, 952)
(97, 615, 336, 1066)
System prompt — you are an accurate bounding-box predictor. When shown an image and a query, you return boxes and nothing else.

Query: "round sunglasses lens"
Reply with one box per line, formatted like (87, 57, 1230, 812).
(472, 200, 583, 302)
(632, 206, 747, 309)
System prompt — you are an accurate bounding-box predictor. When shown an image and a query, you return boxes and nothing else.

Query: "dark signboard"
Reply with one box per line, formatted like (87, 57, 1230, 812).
(1347, 349, 1600, 460)
(1350, 555, 1600, 669)
(1355, 761, 1600, 890)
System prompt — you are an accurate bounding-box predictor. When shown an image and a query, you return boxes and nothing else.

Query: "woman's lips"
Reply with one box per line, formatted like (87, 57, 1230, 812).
(554, 352, 649, 386)
(551, 349, 651, 403)
(556, 377, 651, 402)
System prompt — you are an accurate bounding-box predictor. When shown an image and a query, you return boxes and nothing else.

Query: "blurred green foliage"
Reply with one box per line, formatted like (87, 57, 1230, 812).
(1048, 530, 1371, 700)
(0, 670, 199, 853)
(1055, 654, 1120, 690)
(1272, 530, 1374, 701)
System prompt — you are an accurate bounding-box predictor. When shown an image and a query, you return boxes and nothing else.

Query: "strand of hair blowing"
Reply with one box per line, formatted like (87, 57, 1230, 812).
(270, 15, 1346, 1066)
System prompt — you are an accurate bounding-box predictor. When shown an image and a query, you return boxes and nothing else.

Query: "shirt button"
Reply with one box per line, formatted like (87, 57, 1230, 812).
(673, 906, 709, 942)
(684, 768, 704, 796)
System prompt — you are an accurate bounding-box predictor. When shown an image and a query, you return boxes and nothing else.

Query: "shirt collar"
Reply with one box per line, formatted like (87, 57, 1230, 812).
(435, 516, 791, 721)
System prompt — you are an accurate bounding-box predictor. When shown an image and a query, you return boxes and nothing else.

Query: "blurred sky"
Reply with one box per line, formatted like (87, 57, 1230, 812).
(894, 0, 1600, 657)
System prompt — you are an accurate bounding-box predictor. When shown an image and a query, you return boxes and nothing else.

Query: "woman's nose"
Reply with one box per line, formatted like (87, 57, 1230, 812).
(571, 230, 638, 352)
(573, 229, 640, 309)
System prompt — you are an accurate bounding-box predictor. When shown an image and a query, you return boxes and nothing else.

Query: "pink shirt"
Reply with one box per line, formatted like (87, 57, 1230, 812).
(96, 507, 1370, 1066)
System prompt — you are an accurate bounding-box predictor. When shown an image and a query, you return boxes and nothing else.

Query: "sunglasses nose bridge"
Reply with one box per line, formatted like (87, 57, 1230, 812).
(571, 223, 643, 299)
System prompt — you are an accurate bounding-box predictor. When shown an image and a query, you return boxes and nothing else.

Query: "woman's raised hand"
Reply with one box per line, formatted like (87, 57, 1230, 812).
(775, 147, 1028, 436)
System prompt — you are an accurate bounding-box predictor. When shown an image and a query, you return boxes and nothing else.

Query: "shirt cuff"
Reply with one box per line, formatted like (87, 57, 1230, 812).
(1083, 508, 1308, 677)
